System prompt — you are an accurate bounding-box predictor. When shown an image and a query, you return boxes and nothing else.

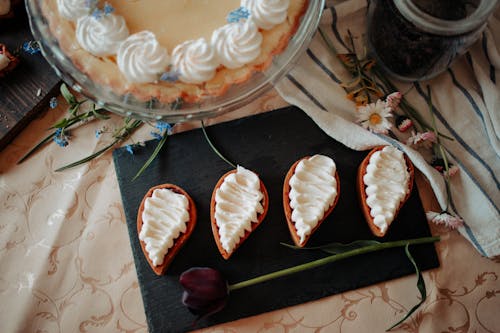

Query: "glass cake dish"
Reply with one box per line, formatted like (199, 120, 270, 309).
(26, 0, 324, 122)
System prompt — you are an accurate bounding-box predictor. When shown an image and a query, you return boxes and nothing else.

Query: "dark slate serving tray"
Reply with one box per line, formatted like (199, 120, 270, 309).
(113, 106, 439, 333)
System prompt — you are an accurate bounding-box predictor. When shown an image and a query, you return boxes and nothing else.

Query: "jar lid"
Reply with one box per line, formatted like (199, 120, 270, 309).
(395, 0, 499, 36)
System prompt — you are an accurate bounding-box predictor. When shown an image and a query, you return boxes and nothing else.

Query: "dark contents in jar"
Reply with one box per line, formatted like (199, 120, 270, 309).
(367, 0, 473, 81)
(411, 0, 471, 20)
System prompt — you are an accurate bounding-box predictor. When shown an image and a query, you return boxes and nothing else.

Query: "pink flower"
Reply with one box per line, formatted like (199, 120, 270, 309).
(426, 211, 464, 229)
(444, 165, 460, 178)
(395, 115, 413, 132)
(385, 92, 402, 110)
(406, 130, 437, 148)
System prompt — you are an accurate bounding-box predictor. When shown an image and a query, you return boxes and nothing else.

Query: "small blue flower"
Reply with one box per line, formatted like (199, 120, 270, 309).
(227, 7, 250, 23)
(23, 41, 41, 55)
(91, 8, 103, 19)
(150, 131, 163, 140)
(49, 97, 58, 109)
(53, 128, 69, 147)
(95, 129, 101, 139)
(103, 2, 114, 15)
(155, 121, 172, 133)
(160, 71, 180, 82)
(125, 144, 134, 155)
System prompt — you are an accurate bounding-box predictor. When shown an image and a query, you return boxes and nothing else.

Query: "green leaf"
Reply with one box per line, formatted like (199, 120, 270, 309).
(17, 132, 56, 164)
(386, 244, 426, 331)
(92, 108, 110, 120)
(54, 139, 118, 172)
(281, 240, 382, 254)
(60, 83, 77, 106)
(52, 118, 69, 129)
(131, 133, 168, 181)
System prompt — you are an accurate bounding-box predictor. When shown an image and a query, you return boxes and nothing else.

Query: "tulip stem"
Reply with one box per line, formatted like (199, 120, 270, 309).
(227, 236, 440, 292)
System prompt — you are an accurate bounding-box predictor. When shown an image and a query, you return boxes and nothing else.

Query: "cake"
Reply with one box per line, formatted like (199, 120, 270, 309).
(210, 166, 269, 259)
(283, 155, 340, 247)
(357, 146, 414, 237)
(137, 184, 197, 275)
(42, 0, 309, 103)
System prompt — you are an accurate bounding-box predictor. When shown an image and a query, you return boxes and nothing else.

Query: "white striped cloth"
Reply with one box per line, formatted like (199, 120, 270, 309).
(276, 0, 500, 257)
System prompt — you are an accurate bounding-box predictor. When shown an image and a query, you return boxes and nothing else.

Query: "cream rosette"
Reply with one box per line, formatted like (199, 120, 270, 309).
(172, 38, 219, 84)
(76, 14, 129, 57)
(242, 0, 290, 30)
(117, 31, 170, 83)
(212, 19, 263, 69)
(57, 0, 90, 21)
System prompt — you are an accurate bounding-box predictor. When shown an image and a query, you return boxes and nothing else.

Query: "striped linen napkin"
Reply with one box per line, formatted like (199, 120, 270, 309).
(276, 0, 500, 257)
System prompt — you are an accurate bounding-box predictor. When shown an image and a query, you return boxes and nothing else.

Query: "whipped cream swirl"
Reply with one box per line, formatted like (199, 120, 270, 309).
(214, 166, 264, 255)
(76, 14, 129, 57)
(172, 38, 218, 84)
(212, 19, 263, 69)
(117, 31, 169, 83)
(242, 0, 290, 30)
(139, 188, 190, 266)
(363, 146, 410, 233)
(289, 155, 337, 244)
(57, 0, 90, 21)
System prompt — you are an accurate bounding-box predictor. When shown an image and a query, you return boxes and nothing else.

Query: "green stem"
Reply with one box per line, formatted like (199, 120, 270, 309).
(201, 121, 236, 168)
(426, 86, 452, 210)
(131, 129, 168, 181)
(228, 236, 440, 291)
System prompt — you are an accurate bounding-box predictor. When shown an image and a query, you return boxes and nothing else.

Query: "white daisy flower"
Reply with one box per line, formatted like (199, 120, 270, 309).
(356, 100, 393, 134)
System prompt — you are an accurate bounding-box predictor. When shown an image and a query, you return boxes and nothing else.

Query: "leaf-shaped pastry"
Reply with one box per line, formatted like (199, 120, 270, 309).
(137, 184, 197, 275)
(357, 146, 414, 237)
(283, 155, 340, 247)
(210, 166, 269, 260)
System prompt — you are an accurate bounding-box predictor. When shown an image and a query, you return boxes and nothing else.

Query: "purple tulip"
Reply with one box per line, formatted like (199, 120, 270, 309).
(179, 267, 229, 317)
(178, 236, 440, 330)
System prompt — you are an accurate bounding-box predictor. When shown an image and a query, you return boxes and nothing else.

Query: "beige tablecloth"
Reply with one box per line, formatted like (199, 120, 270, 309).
(0, 88, 499, 333)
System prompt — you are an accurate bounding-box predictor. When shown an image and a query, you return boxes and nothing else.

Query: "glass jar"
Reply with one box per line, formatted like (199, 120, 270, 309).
(367, 0, 499, 82)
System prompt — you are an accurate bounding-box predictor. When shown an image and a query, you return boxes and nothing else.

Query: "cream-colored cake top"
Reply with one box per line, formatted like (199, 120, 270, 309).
(107, 0, 240, 51)
(44, 0, 308, 102)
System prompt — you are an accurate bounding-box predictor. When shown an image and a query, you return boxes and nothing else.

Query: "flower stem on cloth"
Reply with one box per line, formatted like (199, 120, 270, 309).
(180, 236, 440, 329)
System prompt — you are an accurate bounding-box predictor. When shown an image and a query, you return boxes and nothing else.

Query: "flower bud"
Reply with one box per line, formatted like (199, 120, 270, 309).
(180, 267, 229, 316)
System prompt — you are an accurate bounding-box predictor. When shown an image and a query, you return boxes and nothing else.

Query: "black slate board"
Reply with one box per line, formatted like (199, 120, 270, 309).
(113, 106, 439, 333)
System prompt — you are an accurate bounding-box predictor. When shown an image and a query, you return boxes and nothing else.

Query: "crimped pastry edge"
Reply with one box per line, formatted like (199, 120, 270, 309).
(137, 183, 197, 275)
(283, 156, 341, 247)
(210, 169, 269, 260)
(356, 146, 415, 237)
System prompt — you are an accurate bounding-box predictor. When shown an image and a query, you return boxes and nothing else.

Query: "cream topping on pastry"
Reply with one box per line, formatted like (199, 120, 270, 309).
(212, 19, 263, 69)
(55, 0, 293, 84)
(214, 166, 264, 254)
(363, 146, 410, 233)
(139, 188, 190, 266)
(57, 0, 89, 21)
(117, 31, 169, 83)
(0, 54, 10, 71)
(76, 14, 129, 57)
(242, 0, 290, 30)
(171, 38, 218, 84)
(289, 155, 337, 244)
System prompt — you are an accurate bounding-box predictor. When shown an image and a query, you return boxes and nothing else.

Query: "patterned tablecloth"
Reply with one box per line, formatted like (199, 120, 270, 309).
(1, 88, 499, 333)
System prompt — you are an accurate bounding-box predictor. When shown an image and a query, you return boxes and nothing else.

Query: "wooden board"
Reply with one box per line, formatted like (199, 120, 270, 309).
(113, 106, 440, 333)
(0, 3, 61, 150)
